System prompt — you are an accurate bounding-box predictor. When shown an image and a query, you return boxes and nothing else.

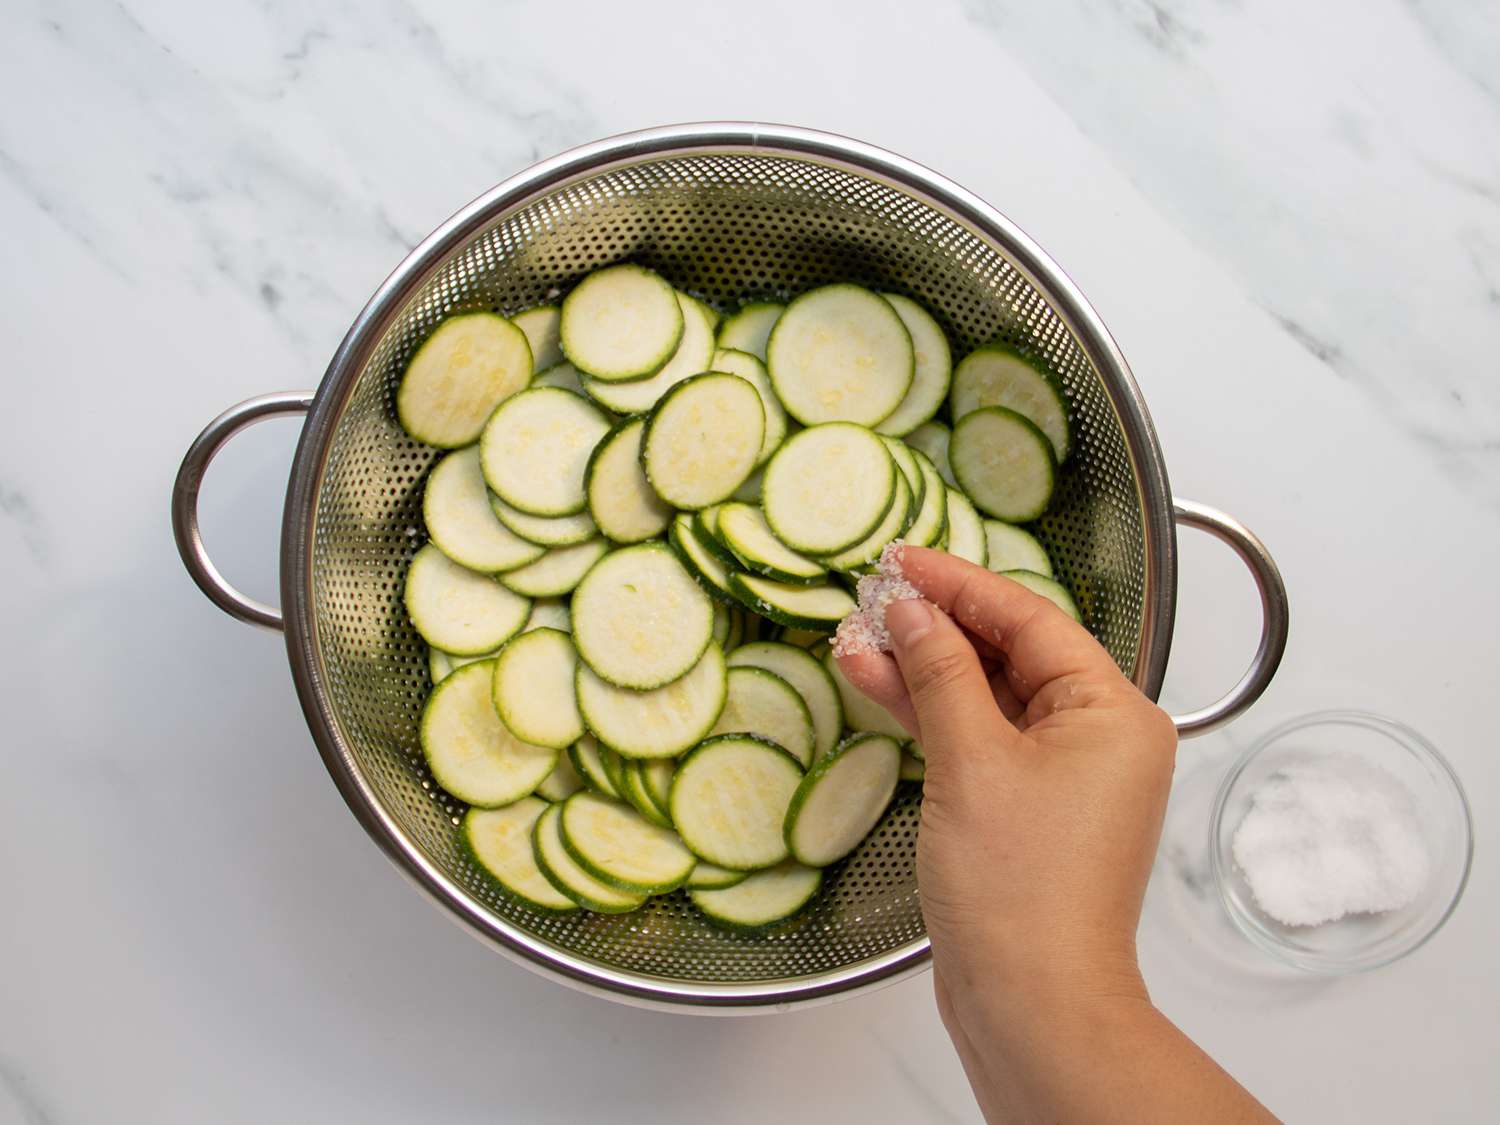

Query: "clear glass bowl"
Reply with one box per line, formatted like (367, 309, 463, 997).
(1209, 711, 1473, 973)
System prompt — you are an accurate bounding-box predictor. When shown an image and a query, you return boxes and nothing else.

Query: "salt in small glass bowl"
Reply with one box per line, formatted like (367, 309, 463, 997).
(1209, 710, 1472, 974)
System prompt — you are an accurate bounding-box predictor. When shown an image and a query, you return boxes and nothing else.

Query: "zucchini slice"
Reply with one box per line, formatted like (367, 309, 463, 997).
(819, 469, 911, 573)
(731, 464, 764, 503)
(492, 628, 584, 749)
(708, 665, 816, 767)
(404, 543, 531, 655)
(497, 538, 609, 598)
(533, 361, 586, 395)
(620, 760, 674, 828)
(560, 263, 683, 382)
(668, 513, 740, 605)
(464, 798, 577, 913)
(951, 344, 1071, 462)
(783, 733, 901, 866)
(903, 449, 950, 548)
(716, 503, 827, 585)
(511, 305, 562, 373)
(640, 758, 676, 821)
(944, 489, 989, 567)
(823, 648, 911, 741)
(532, 802, 644, 913)
(420, 661, 558, 806)
(717, 301, 783, 360)
(428, 645, 500, 685)
(729, 573, 855, 634)
(690, 860, 821, 932)
(874, 294, 952, 436)
(575, 641, 727, 759)
(669, 735, 805, 870)
(727, 641, 844, 761)
(559, 792, 695, 894)
(480, 386, 612, 517)
(767, 284, 913, 426)
(686, 861, 750, 890)
(1000, 569, 1081, 622)
(692, 504, 740, 567)
(642, 372, 765, 510)
(569, 734, 621, 799)
(582, 292, 717, 413)
(883, 437, 925, 522)
(775, 627, 825, 649)
(423, 447, 547, 573)
(906, 420, 956, 487)
(523, 597, 571, 633)
(949, 406, 1057, 523)
(763, 423, 896, 555)
(899, 750, 926, 782)
(584, 416, 673, 544)
(571, 542, 714, 689)
(535, 752, 585, 802)
(487, 492, 598, 547)
(982, 520, 1053, 577)
(397, 312, 533, 448)
(712, 347, 789, 466)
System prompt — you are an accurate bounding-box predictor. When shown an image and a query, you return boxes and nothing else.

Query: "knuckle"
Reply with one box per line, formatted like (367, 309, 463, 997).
(908, 648, 976, 701)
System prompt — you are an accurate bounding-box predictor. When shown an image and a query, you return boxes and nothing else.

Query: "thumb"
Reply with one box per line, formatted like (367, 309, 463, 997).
(884, 597, 1015, 757)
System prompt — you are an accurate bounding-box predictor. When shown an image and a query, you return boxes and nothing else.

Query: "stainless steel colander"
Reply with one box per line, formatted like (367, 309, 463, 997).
(171, 124, 1288, 1013)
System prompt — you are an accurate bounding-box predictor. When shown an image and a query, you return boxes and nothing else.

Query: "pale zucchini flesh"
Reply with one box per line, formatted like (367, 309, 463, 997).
(708, 666, 816, 767)
(582, 292, 716, 413)
(951, 344, 1071, 462)
(397, 313, 533, 448)
(727, 641, 844, 761)
(691, 504, 740, 567)
(882, 437, 926, 521)
(560, 263, 683, 382)
(487, 491, 598, 546)
(668, 513, 740, 605)
(730, 573, 855, 633)
(491, 627, 584, 749)
(640, 758, 676, 820)
(906, 420, 956, 487)
(903, 450, 950, 548)
(716, 502, 826, 585)
(712, 347, 789, 465)
(533, 361, 586, 395)
(819, 470, 911, 572)
(642, 372, 765, 510)
(423, 447, 547, 573)
(420, 661, 558, 807)
(532, 802, 644, 912)
(404, 543, 531, 655)
(584, 416, 673, 544)
(950, 407, 1057, 523)
(762, 423, 896, 555)
(784, 733, 901, 866)
(1000, 569, 1082, 622)
(944, 489, 989, 567)
(559, 791, 695, 894)
(621, 760, 674, 828)
(982, 519, 1053, 577)
(569, 734, 622, 799)
(429, 645, 500, 685)
(669, 735, 804, 870)
(464, 798, 577, 913)
(717, 301, 783, 360)
(874, 294, 952, 436)
(497, 538, 609, 598)
(689, 860, 821, 931)
(535, 752, 585, 802)
(523, 597, 572, 633)
(480, 386, 612, 517)
(575, 641, 728, 759)
(686, 861, 750, 890)
(511, 305, 562, 373)
(570, 542, 714, 689)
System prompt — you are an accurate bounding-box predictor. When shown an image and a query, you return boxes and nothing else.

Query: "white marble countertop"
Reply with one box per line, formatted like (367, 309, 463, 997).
(2, 1, 1496, 1121)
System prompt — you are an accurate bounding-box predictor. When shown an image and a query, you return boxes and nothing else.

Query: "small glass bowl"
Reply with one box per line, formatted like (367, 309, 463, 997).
(1209, 711, 1473, 974)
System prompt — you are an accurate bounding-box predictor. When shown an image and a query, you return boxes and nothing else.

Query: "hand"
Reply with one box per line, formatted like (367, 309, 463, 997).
(837, 547, 1273, 1123)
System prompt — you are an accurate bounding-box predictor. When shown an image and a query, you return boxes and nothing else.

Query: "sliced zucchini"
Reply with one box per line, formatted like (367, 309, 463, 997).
(511, 305, 562, 372)
(951, 344, 1071, 462)
(874, 294, 952, 436)
(492, 628, 584, 749)
(584, 416, 673, 544)
(727, 641, 844, 761)
(620, 759, 673, 828)
(428, 645, 500, 685)
(708, 666, 816, 767)
(690, 860, 821, 932)
(464, 798, 577, 913)
(420, 661, 558, 806)
(949, 406, 1057, 523)
(692, 505, 740, 567)
(729, 573, 855, 633)
(397, 313, 533, 448)
(784, 732, 901, 866)
(559, 263, 683, 382)
(423, 447, 547, 573)
(480, 386, 612, 517)
(559, 791, 695, 894)
(711, 602, 732, 648)
(775, 627, 825, 649)
(686, 861, 750, 890)
(903, 449, 950, 548)
(640, 758, 676, 820)
(642, 372, 765, 510)
(767, 284, 913, 426)
(669, 735, 804, 870)
(906, 420, 956, 487)
(899, 750, 926, 782)
(569, 734, 622, 799)
(582, 292, 716, 413)
(497, 538, 609, 597)
(722, 607, 744, 651)
(717, 301, 783, 360)
(668, 513, 740, 605)
(404, 543, 531, 655)
(716, 503, 827, 585)
(712, 347, 788, 466)
(535, 752, 585, 802)
(487, 492, 597, 547)
(532, 802, 644, 913)
(944, 489, 988, 567)
(823, 648, 910, 741)
(982, 520, 1053, 577)
(598, 742, 629, 798)
(882, 437, 926, 523)
(524, 597, 572, 633)
(575, 641, 727, 759)
(731, 464, 764, 502)
(819, 469, 911, 573)
(533, 361, 586, 395)
(1000, 569, 1082, 622)
(763, 423, 896, 555)
(570, 542, 714, 689)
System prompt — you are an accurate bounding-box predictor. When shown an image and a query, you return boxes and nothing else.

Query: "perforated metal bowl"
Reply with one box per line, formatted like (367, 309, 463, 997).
(172, 124, 1288, 1012)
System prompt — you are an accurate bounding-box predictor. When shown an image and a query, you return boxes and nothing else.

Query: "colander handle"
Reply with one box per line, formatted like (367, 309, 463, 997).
(1167, 499, 1289, 737)
(172, 392, 315, 631)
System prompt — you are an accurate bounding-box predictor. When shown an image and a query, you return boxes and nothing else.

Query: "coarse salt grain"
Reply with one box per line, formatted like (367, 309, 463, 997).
(1231, 752, 1431, 928)
(832, 541, 920, 656)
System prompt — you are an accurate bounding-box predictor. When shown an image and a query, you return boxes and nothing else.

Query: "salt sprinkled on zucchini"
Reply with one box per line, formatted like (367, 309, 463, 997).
(832, 541, 921, 657)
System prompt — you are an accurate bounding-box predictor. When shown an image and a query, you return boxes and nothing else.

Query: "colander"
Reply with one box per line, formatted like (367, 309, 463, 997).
(171, 123, 1289, 1013)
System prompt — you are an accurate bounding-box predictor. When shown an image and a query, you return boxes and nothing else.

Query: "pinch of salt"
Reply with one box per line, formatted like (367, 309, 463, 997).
(832, 541, 919, 657)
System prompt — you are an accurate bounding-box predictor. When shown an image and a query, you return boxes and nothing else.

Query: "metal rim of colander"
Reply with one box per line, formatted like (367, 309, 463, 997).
(278, 123, 1177, 1012)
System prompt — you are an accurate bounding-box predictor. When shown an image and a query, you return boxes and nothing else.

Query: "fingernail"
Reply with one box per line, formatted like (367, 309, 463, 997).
(885, 598, 934, 646)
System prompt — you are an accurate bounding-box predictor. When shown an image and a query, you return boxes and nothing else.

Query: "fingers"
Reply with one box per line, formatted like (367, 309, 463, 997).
(896, 546, 1124, 699)
(882, 597, 1017, 755)
(834, 650, 920, 739)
